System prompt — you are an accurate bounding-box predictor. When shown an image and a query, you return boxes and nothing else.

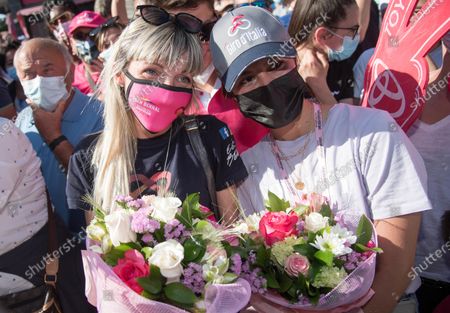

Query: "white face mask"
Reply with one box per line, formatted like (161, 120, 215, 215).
(193, 62, 216, 86)
(21, 75, 69, 112)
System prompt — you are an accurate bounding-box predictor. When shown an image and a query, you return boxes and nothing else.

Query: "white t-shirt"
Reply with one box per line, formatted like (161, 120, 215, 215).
(238, 104, 431, 219)
(0, 118, 47, 294)
(408, 117, 450, 283)
(238, 104, 431, 293)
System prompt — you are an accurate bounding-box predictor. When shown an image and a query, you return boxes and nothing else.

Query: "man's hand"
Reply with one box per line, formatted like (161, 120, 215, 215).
(29, 98, 66, 143)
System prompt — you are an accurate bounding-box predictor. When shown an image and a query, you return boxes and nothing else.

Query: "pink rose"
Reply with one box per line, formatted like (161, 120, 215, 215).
(200, 205, 217, 222)
(259, 211, 299, 246)
(113, 249, 150, 294)
(284, 253, 310, 277)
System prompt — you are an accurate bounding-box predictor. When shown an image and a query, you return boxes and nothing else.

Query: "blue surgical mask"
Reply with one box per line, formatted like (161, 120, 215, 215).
(21, 75, 69, 112)
(6, 66, 18, 81)
(75, 39, 99, 64)
(327, 30, 360, 62)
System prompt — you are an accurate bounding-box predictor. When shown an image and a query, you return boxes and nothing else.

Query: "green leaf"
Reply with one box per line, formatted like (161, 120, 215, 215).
(141, 290, 159, 300)
(352, 243, 383, 254)
(319, 203, 333, 219)
(137, 265, 164, 295)
(153, 226, 165, 243)
(103, 243, 141, 266)
(307, 231, 317, 242)
(183, 237, 206, 263)
(314, 250, 334, 267)
(164, 283, 197, 305)
(93, 206, 105, 220)
(279, 274, 293, 293)
(293, 244, 317, 259)
(255, 245, 270, 269)
(265, 191, 290, 212)
(141, 247, 153, 260)
(265, 271, 280, 289)
(137, 277, 162, 295)
(356, 215, 373, 245)
(308, 261, 321, 280)
(179, 193, 200, 228)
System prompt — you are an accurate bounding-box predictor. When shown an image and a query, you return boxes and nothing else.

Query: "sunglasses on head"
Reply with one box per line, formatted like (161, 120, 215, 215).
(236, 0, 267, 8)
(89, 16, 120, 38)
(48, 11, 73, 26)
(137, 5, 203, 33)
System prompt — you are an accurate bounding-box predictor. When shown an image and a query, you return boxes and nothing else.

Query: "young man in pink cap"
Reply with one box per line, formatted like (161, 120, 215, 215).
(68, 11, 107, 95)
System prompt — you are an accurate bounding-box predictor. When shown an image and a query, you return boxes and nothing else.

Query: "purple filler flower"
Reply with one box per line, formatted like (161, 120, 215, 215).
(131, 208, 160, 234)
(164, 219, 189, 240)
(182, 263, 205, 295)
(230, 254, 242, 276)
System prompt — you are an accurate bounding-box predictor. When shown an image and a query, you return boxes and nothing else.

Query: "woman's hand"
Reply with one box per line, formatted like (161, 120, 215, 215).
(296, 47, 337, 105)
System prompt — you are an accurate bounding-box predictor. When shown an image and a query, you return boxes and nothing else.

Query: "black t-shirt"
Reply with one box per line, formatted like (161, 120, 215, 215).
(66, 115, 248, 211)
(327, 51, 359, 101)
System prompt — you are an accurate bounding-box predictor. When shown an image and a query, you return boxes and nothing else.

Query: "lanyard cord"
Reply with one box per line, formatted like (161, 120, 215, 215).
(269, 103, 330, 204)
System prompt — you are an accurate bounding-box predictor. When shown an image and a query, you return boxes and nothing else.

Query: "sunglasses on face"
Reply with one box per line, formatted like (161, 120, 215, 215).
(236, 0, 267, 8)
(137, 5, 203, 33)
(89, 16, 120, 38)
(72, 31, 91, 41)
(328, 25, 360, 40)
(48, 11, 73, 27)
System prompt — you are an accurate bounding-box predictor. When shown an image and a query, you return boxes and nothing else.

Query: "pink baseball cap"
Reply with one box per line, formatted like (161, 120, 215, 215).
(68, 11, 107, 35)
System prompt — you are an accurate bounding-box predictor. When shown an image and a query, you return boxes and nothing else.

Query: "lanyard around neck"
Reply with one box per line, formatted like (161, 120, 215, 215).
(269, 102, 329, 204)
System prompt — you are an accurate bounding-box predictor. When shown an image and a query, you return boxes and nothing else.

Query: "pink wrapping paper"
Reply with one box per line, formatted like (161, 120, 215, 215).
(81, 250, 251, 313)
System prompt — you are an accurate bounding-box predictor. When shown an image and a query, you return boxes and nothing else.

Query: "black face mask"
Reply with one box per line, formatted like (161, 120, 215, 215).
(236, 69, 307, 129)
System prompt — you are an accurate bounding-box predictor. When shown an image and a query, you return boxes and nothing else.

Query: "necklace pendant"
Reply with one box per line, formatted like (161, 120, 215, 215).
(295, 181, 305, 190)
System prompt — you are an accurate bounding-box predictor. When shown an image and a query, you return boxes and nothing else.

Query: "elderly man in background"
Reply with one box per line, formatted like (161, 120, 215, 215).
(14, 38, 103, 233)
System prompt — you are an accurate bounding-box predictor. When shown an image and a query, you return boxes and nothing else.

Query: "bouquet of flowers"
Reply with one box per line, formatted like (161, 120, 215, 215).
(82, 193, 251, 313)
(231, 192, 382, 311)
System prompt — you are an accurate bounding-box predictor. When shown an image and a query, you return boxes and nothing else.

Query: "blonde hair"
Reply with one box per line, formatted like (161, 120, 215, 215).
(92, 18, 203, 211)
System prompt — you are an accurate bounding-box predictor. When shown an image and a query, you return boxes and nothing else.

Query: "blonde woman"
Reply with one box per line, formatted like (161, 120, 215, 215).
(66, 7, 248, 224)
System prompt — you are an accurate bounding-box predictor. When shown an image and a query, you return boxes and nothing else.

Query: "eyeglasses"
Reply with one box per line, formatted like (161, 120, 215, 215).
(89, 16, 120, 38)
(137, 5, 203, 34)
(48, 11, 73, 27)
(327, 25, 360, 40)
(236, 0, 267, 8)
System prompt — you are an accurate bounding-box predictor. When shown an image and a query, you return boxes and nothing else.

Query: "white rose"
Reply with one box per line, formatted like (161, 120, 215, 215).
(151, 196, 182, 223)
(304, 212, 329, 233)
(104, 209, 137, 246)
(149, 240, 184, 281)
(141, 195, 156, 207)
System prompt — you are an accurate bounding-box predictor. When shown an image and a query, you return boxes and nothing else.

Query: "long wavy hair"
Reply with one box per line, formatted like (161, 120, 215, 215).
(92, 18, 203, 211)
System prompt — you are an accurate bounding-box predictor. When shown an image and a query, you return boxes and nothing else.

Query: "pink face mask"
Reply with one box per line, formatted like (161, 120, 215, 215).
(125, 71, 193, 133)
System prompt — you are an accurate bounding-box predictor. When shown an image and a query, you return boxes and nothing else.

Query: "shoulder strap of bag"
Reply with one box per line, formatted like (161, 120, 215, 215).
(183, 116, 220, 221)
(45, 190, 59, 287)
